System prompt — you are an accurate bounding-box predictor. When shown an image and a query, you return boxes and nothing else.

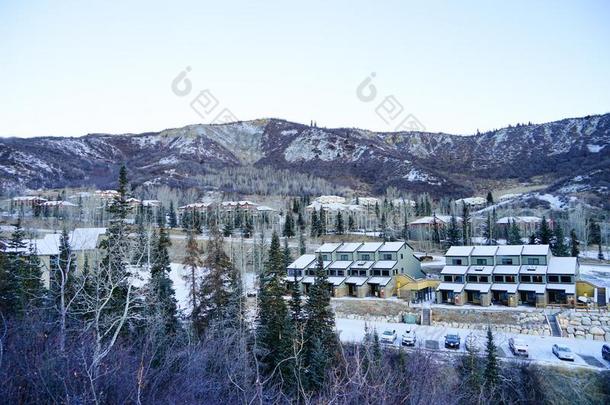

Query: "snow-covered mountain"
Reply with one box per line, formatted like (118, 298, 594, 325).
(0, 114, 608, 207)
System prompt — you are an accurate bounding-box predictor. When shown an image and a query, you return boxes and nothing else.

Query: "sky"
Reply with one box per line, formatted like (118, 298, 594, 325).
(1, 0, 609, 137)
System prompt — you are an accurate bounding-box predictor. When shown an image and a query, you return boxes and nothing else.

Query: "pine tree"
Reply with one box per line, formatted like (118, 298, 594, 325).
(348, 215, 355, 232)
(318, 209, 327, 236)
(290, 273, 303, 327)
(335, 211, 345, 235)
(283, 213, 295, 238)
(297, 212, 305, 231)
(461, 203, 470, 246)
(299, 232, 306, 255)
(431, 214, 440, 245)
(484, 326, 499, 389)
(168, 200, 177, 228)
(146, 227, 178, 336)
(483, 212, 494, 245)
(193, 225, 235, 335)
(256, 232, 294, 380)
(486, 191, 494, 205)
(446, 214, 460, 247)
(588, 219, 604, 260)
(183, 231, 204, 323)
(310, 209, 319, 238)
(570, 229, 580, 258)
(551, 224, 569, 257)
(539, 216, 552, 245)
(508, 219, 522, 245)
(3, 220, 28, 315)
(243, 214, 254, 238)
(303, 255, 339, 391)
(223, 219, 234, 237)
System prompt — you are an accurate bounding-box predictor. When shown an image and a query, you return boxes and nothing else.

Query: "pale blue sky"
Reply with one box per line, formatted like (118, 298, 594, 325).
(1, 0, 609, 137)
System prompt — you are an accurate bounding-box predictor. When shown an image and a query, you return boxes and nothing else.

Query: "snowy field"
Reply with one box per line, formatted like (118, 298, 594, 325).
(336, 318, 610, 370)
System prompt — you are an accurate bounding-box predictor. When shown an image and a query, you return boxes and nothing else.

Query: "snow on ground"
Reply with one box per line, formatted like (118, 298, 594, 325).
(336, 318, 610, 370)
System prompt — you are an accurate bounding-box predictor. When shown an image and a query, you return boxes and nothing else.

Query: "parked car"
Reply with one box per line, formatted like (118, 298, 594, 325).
(401, 327, 417, 346)
(380, 330, 397, 344)
(509, 338, 529, 357)
(465, 334, 479, 352)
(552, 344, 574, 361)
(444, 334, 461, 349)
(602, 344, 610, 361)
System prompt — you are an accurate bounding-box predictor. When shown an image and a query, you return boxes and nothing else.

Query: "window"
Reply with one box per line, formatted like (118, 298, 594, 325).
(372, 270, 381, 276)
(505, 275, 516, 283)
(400, 253, 404, 259)
(548, 275, 559, 283)
(521, 275, 531, 283)
(340, 254, 348, 261)
(383, 253, 392, 260)
(560, 275, 572, 283)
(527, 258, 540, 265)
(532, 275, 543, 283)
(479, 276, 489, 283)
(329, 269, 336, 276)
(476, 258, 487, 265)
(382, 270, 389, 276)
(338, 270, 344, 276)
(443, 275, 453, 282)
(359, 270, 367, 276)
(493, 275, 504, 283)
(453, 258, 463, 265)
(501, 258, 513, 265)
(468, 275, 478, 282)
(361, 254, 370, 260)
(322, 254, 328, 261)
(454, 276, 464, 283)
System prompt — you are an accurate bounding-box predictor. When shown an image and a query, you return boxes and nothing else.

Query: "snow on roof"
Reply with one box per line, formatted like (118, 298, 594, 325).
(519, 265, 547, 275)
(345, 276, 368, 286)
(467, 265, 494, 275)
(12, 196, 47, 201)
(455, 197, 487, 206)
(256, 205, 276, 211)
(283, 275, 303, 282)
(314, 195, 346, 204)
(446, 246, 474, 256)
(372, 260, 397, 269)
(307, 260, 331, 269)
(142, 200, 160, 207)
(358, 242, 383, 252)
(337, 242, 363, 253)
(70, 228, 106, 251)
(493, 265, 520, 275)
(496, 245, 524, 256)
(471, 246, 498, 256)
(465, 283, 491, 293)
(301, 276, 316, 284)
(367, 277, 392, 286)
(546, 284, 576, 294)
(351, 197, 380, 206)
(180, 202, 213, 210)
(498, 193, 521, 201)
(328, 276, 347, 286)
(491, 283, 519, 294)
(307, 201, 362, 212)
(379, 242, 405, 252)
(32, 233, 61, 256)
(316, 243, 342, 253)
(42, 200, 78, 207)
(350, 260, 375, 269)
(328, 260, 352, 270)
(392, 198, 416, 207)
(547, 257, 578, 275)
(496, 216, 542, 224)
(522, 245, 550, 255)
(440, 266, 468, 275)
(287, 254, 317, 269)
(518, 284, 546, 294)
(437, 282, 465, 293)
(410, 215, 457, 225)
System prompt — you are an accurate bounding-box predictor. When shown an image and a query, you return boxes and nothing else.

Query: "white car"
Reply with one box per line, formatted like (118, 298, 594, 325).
(401, 328, 417, 346)
(552, 344, 574, 361)
(509, 338, 529, 357)
(380, 329, 397, 344)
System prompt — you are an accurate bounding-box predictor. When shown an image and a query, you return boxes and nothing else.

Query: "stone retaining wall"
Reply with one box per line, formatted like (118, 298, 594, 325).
(557, 310, 610, 341)
(431, 308, 551, 335)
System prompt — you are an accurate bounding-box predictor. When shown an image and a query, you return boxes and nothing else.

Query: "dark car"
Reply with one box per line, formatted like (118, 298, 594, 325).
(444, 334, 461, 349)
(603, 344, 610, 361)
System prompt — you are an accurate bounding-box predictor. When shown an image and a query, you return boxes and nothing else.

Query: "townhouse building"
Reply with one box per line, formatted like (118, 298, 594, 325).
(437, 245, 579, 307)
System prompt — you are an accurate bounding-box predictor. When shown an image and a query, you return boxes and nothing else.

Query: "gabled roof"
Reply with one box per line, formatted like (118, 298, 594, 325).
(345, 276, 368, 286)
(70, 228, 106, 251)
(446, 246, 474, 256)
(287, 254, 317, 269)
(471, 246, 498, 256)
(316, 243, 342, 253)
(379, 242, 405, 252)
(547, 257, 578, 275)
(32, 233, 61, 256)
(358, 242, 383, 252)
(496, 245, 524, 256)
(328, 276, 347, 286)
(522, 245, 550, 255)
(337, 242, 363, 253)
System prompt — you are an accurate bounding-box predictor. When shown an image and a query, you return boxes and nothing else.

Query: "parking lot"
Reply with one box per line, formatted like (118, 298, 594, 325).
(336, 318, 610, 370)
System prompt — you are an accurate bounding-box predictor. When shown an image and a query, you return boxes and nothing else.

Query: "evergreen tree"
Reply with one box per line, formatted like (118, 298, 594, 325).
(348, 215, 355, 232)
(310, 209, 319, 238)
(283, 213, 295, 238)
(243, 214, 254, 238)
(132, 219, 148, 265)
(146, 227, 178, 336)
(335, 211, 345, 235)
(290, 273, 303, 327)
(484, 326, 499, 389)
(168, 200, 177, 228)
(2, 220, 28, 315)
(303, 255, 339, 391)
(486, 191, 494, 205)
(446, 214, 460, 247)
(318, 209, 327, 236)
(297, 212, 305, 232)
(508, 219, 522, 245)
(183, 231, 204, 323)
(298, 232, 306, 255)
(156, 205, 166, 228)
(539, 216, 552, 245)
(461, 203, 470, 245)
(256, 232, 294, 381)
(570, 229, 580, 258)
(51, 229, 78, 307)
(223, 219, 234, 237)
(483, 212, 494, 245)
(551, 224, 569, 257)
(588, 219, 604, 260)
(431, 214, 440, 245)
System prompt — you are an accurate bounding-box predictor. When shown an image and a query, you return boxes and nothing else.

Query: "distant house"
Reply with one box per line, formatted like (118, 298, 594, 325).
(11, 196, 47, 207)
(94, 190, 119, 200)
(496, 216, 548, 237)
(455, 197, 487, 210)
(42, 200, 78, 209)
(437, 244, 578, 307)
